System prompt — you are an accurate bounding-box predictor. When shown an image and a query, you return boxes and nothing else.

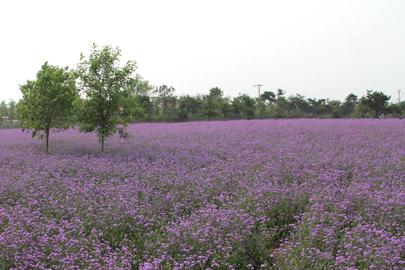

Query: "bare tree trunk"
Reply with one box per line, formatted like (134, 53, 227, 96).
(101, 136, 105, 152)
(45, 127, 50, 153)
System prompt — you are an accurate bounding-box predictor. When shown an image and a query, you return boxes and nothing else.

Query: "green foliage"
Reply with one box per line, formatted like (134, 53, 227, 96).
(177, 95, 203, 121)
(260, 91, 276, 103)
(152, 85, 178, 121)
(203, 87, 226, 119)
(341, 93, 358, 117)
(0, 100, 20, 128)
(388, 101, 405, 117)
(0, 100, 7, 119)
(232, 94, 256, 119)
(17, 62, 77, 151)
(359, 90, 390, 117)
(77, 44, 142, 151)
(4, 48, 403, 130)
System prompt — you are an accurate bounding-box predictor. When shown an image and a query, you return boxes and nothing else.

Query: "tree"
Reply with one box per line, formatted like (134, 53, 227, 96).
(260, 91, 276, 104)
(307, 98, 328, 117)
(7, 100, 16, 122)
(18, 62, 77, 152)
(276, 89, 286, 100)
(359, 90, 390, 118)
(153, 85, 177, 121)
(124, 77, 152, 121)
(137, 95, 154, 120)
(177, 95, 203, 121)
(232, 94, 256, 119)
(341, 93, 358, 117)
(77, 44, 140, 152)
(0, 101, 7, 119)
(273, 89, 289, 118)
(388, 102, 405, 117)
(326, 100, 342, 118)
(287, 94, 309, 117)
(0, 101, 7, 127)
(203, 87, 225, 119)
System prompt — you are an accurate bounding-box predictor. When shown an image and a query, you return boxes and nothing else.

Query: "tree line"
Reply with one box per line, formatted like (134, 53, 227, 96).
(1, 44, 404, 152)
(133, 87, 404, 121)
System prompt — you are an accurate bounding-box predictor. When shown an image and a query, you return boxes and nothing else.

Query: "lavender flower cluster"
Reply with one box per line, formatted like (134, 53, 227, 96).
(0, 119, 404, 269)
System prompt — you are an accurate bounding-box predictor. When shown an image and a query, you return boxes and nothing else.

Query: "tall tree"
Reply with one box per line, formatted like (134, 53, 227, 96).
(359, 90, 390, 118)
(77, 44, 139, 152)
(341, 93, 358, 116)
(232, 94, 256, 119)
(18, 62, 77, 152)
(274, 89, 289, 118)
(0, 101, 7, 127)
(287, 94, 309, 117)
(153, 85, 177, 120)
(177, 95, 203, 121)
(307, 98, 327, 117)
(0, 101, 7, 120)
(7, 100, 16, 122)
(260, 91, 277, 104)
(203, 87, 225, 119)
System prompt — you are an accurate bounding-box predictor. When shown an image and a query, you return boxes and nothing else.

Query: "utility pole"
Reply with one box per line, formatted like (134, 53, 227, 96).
(398, 89, 401, 103)
(254, 84, 263, 99)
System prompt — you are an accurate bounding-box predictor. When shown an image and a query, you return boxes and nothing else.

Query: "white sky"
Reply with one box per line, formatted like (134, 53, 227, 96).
(0, 0, 404, 101)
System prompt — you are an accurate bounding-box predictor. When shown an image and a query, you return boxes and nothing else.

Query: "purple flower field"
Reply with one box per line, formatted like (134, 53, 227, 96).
(0, 119, 404, 270)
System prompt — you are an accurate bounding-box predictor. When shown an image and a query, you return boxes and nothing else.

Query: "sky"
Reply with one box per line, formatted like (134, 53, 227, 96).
(0, 0, 404, 102)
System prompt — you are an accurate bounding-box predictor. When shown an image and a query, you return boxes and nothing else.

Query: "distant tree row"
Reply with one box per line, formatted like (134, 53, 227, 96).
(129, 87, 404, 122)
(0, 100, 18, 127)
(1, 44, 404, 152)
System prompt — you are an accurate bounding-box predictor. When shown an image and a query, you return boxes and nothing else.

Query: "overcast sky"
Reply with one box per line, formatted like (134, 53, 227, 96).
(1, 0, 404, 102)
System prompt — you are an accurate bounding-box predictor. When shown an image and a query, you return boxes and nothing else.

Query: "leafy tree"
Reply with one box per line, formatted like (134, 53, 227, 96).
(177, 95, 203, 121)
(153, 85, 177, 120)
(221, 97, 234, 118)
(124, 77, 151, 121)
(260, 91, 276, 104)
(276, 89, 285, 99)
(355, 97, 374, 118)
(137, 95, 154, 120)
(7, 100, 16, 122)
(232, 94, 256, 119)
(359, 90, 390, 118)
(388, 102, 405, 117)
(18, 62, 77, 152)
(0, 101, 7, 120)
(399, 101, 405, 114)
(77, 44, 140, 152)
(341, 93, 358, 116)
(121, 95, 145, 122)
(203, 87, 225, 119)
(0, 101, 7, 128)
(307, 98, 328, 117)
(326, 100, 342, 118)
(287, 94, 309, 117)
(273, 89, 289, 118)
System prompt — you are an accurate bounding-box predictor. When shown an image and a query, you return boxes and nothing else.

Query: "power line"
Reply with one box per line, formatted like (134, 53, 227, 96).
(253, 84, 263, 98)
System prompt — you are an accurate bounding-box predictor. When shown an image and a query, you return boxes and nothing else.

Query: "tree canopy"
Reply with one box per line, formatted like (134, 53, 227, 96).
(76, 44, 143, 152)
(18, 62, 77, 152)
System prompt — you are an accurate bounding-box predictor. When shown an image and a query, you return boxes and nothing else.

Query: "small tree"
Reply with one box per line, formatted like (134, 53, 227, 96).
(77, 44, 140, 152)
(18, 62, 77, 152)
